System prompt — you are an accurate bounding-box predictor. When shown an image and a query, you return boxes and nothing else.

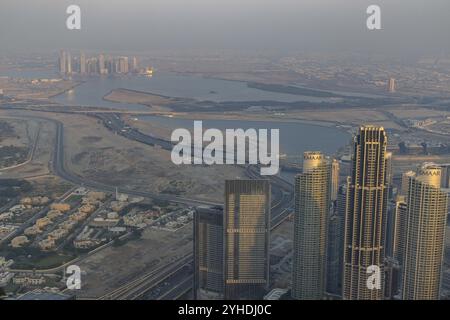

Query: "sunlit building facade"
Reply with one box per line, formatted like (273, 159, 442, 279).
(343, 125, 388, 300)
(402, 164, 448, 300)
(224, 180, 270, 300)
(194, 206, 224, 299)
(292, 152, 331, 300)
(331, 159, 340, 202)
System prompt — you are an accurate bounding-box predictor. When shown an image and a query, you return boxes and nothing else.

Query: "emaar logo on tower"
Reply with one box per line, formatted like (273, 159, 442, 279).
(171, 121, 280, 176)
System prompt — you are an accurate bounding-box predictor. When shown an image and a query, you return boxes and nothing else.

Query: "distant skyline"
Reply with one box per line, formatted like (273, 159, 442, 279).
(1, 0, 450, 57)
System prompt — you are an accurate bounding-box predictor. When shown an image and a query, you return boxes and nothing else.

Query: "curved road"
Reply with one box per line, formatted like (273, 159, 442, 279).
(51, 117, 222, 207)
(3, 112, 293, 298)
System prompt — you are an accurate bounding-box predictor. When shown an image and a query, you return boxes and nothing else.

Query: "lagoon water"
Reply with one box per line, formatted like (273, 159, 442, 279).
(138, 115, 351, 159)
(2, 68, 351, 158)
(1, 68, 384, 107)
(52, 72, 332, 111)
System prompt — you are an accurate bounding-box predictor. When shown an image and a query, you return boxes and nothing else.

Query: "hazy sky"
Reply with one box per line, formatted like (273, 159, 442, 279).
(0, 0, 449, 56)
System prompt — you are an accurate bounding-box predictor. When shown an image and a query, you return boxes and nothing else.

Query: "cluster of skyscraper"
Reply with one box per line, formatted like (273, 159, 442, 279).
(59, 50, 139, 76)
(194, 125, 449, 300)
(194, 180, 271, 300)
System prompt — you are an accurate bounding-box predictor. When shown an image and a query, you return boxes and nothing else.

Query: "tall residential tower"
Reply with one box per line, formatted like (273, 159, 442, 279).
(402, 164, 448, 300)
(343, 125, 389, 300)
(292, 152, 331, 300)
(331, 159, 340, 202)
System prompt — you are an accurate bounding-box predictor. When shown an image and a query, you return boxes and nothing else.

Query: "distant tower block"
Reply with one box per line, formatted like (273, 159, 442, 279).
(131, 57, 139, 73)
(66, 52, 72, 75)
(59, 50, 67, 75)
(388, 78, 396, 93)
(80, 52, 86, 74)
(331, 159, 340, 202)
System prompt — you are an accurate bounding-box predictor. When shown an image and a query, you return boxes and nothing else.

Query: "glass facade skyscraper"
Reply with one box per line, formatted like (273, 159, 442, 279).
(224, 180, 270, 300)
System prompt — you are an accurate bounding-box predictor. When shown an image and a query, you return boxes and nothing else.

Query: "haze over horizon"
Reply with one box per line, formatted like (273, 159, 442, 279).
(0, 0, 449, 57)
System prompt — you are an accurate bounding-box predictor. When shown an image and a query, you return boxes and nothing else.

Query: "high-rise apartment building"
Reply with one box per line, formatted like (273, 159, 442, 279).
(59, 50, 67, 75)
(117, 56, 129, 74)
(66, 52, 72, 75)
(385, 151, 394, 198)
(392, 195, 408, 267)
(331, 159, 340, 202)
(343, 125, 389, 300)
(292, 152, 331, 300)
(98, 54, 107, 75)
(402, 164, 448, 300)
(400, 171, 416, 196)
(194, 206, 224, 300)
(388, 78, 396, 93)
(384, 258, 401, 299)
(58, 51, 140, 76)
(79, 52, 86, 74)
(385, 194, 408, 297)
(326, 181, 348, 297)
(131, 56, 139, 73)
(224, 180, 270, 300)
(439, 164, 450, 188)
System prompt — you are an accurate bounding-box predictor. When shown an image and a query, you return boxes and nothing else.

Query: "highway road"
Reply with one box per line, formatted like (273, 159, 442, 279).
(50, 117, 221, 207)
(155, 274, 194, 300)
(95, 112, 294, 220)
(94, 160, 293, 300)
(2, 112, 292, 211)
(2, 112, 294, 299)
(64, 113, 293, 300)
(98, 254, 193, 300)
(100, 189, 293, 300)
